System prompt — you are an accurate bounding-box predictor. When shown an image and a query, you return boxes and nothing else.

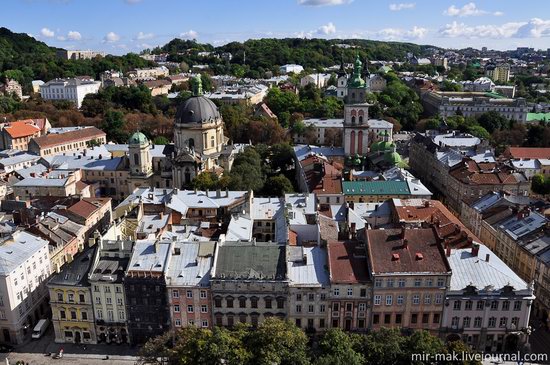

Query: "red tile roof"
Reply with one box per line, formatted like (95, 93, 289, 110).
(31, 127, 105, 148)
(503, 147, 550, 160)
(4, 120, 41, 139)
(67, 200, 99, 219)
(327, 241, 370, 284)
(366, 228, 450, 274)
(449, 158, 521, 185)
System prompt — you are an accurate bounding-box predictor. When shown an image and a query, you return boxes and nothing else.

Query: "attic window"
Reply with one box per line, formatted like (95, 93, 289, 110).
(392, 253, 400, 261)
(415, 253, 424, 260)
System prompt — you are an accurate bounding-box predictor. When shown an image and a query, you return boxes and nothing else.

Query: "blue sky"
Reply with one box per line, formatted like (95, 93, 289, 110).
(4, 0, 550, 54)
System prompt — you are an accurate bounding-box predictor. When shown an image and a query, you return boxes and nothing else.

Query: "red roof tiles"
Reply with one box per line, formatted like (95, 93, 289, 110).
(4, 120, 42, 139)
(327, 241, 370, 284)
(31, 127, 105, 148)
(503, 147, 550, 160)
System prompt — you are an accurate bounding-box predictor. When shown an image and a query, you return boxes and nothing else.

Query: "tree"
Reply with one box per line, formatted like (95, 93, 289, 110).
(467, 125, 490, 140)
(406, 330, 446, 365)
(270, 143, 295, 172)
(191, 172, 220, 191)
(263, 174, 294, 196)
(316, 329, 364, 365)
(445, 340, 481, 365)
(101, 109, 127, 142)
(361, 328, 407, 365)
(152, 136, 170, 145)
(246, 318, 310, 365)
(179, 61, 190, 73)
(477, 111, 509, 133)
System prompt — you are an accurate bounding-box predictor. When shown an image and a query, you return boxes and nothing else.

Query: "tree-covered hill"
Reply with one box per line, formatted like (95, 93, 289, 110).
(0, 27, 153, 92)
(152, 37, 439, 77)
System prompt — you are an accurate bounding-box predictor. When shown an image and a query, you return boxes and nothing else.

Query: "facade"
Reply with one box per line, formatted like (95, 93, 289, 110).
(28, 126, 107, 157)
(294, 118, 343, 146)
(422, 91, 529, 123)
(211, 242, 288, 327)
(0, 118, 49, 151)
(39, 78, 101, 108)
(279, 64, 304, 74)
(442, 245, 534, 352)
(56, 50, 106, 60)
(366, 228, 451, 335)
(165, 241, 214, 330)
(88, 238, 132, 344)
(300, 73, 331, 88)
(327, 241, 371, 331)
(0, 232, 51, 345)
(206, 84, 268, 106)
(124, 239, 171, 344)
(128, 66, 169, 80)
(0, 79, 23, 99)
(342, 180, 431, 203)
(485, 63, 511, 83)
(287, 246, 330, 332)
(12, 171, 79, 199)
(48, 248, 97, 344)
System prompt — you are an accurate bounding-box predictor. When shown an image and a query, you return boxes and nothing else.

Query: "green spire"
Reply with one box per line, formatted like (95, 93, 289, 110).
(349, 54, 365, 88)
(193, 74, 203, 96)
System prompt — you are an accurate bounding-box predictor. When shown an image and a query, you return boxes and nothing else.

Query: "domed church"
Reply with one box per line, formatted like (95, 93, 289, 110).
(172, 75, 226, 188)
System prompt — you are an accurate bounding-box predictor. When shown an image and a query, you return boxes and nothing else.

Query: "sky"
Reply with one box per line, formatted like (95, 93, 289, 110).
(4, 0, 550, 55)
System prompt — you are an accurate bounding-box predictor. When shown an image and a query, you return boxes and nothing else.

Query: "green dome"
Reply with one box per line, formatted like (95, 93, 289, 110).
(384, 151, 402, 165)
(370, 141, 382, 152)
(128, 131, 148, 145)
(349, 55, 366, 88)
(379, 141, 395, 151)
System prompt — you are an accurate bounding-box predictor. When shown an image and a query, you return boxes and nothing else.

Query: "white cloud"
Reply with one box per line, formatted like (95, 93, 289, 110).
(515, 18, 550, 38)
(444, 2, 502, 17)
(136, 31, 154, 40)
(180, 30, 198, 39)
(377, 26, 428, 41)
(56, 35, 66, 41)
(67, 31, 82, 41)
(439, 18, 550, 39)
(40, 27, 54, 38)
(317, 22, 336, 35)
(297, 0, 351, 6)
(389, 3, 415, 11)
(104, 31, 121, 43)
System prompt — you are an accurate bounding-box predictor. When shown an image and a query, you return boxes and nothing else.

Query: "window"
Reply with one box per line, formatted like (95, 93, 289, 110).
(453, 300, 461, 310)
(347, 288, 353, 296)
(214, 297, 222, 308)
(106, 297, 112, 305)
(499, 317, 508, 328)
(320, 319, 326, 328)
(64, 331, 73, 339)
(251, 297, 258, 308)
(490, 301, 498, 310)
(200, 290, 207, 299)
(226, 297, 234, 308)
(373, 314, 380, 324)
(374, 279, 382, 288)
(358, 303, 366, 312)
(79, 294, 85, 303)
(411, 313, 418, 324)
(474, 317, 482, 328)
(360, 289, 367, 297)
(175, 319, 181, 327)
(386, 278, 394, 287)
(412, 295, 420, 305)
(172, 290, 179, 298)
(117, 298, 123, 306)
(320, 293, 326, 300)
(320, 304, 326, 313)
(384, 314, 391, 324)
(95, 297, 101, 305)
(308, 293, 315, 301)
(239, 298, 246, 308)
(386, 295, 393, 306)
(265, 297, 272, 309)
(296, 294, 302, 301)
(451, 316, 459, 327)
(333, 303, 340, 312)
(465, 300, 473, 310)
(296, 305, 302, 313)
(511, 317, 519, 328)
(174, 305, 180, 313)
(414, 279, 422, 287)
(396, 295, 404, 305)
(346, 303, 352, 312)
(513, 301, 522, 311)
(437, 278, 445, 287)
(424, 294, 431, 305)
(57, 293, 63, 302)
(97, 310, 103, 319)
(308, 305, 314, 313)
(502, 301, 510, 311)
(374, 295, 381, 305)
(201, 305, 208, 313)
(488, 317, 496, 328)
(422, 313, 429, 324)
(463, 317, 471, 328)
(476, 300, 484, 310)
(277, 297, 284, 309)
(68, 293, 74, 303)
(433, 313, 440, 324)
(398, 279, 406, 287)
(187, 305, 194, 313)
(60, 310, 66, 319)
(426, 279, 433, 287)
(333, 288, 340, 296)
(202, 320, 208, 328)
(186, 290, 193, 298)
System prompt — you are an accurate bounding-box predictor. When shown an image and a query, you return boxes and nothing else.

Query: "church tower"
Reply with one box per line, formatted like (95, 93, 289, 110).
(343, 55, 371, 156)
(128, 131, 152, 177)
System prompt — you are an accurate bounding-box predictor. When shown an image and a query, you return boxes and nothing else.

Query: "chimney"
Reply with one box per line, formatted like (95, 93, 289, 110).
(400, 227, 406, 240)
(485, 253, 490, 262)
(403, 239, 408, 249)
(471, 243, 479, 256)
(159, 212, 164, 219)
(445, 242, 451, 257)
(225, 187, 229, 197)
(216, 189, 221, 198)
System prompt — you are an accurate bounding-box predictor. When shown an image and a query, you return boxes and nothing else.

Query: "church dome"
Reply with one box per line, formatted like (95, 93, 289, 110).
(384, 151, 402, 165)
(128, 131, 148, 145)
(175, 95, 220, 125)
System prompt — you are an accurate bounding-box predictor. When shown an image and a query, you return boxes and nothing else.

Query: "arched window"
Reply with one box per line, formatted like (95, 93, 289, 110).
(133, 153, 139, 166)
(351, 116, 356, 124)
(211, 136, 215, 148)
(188, 138, 194, 150)
(359, 116, 363, 124)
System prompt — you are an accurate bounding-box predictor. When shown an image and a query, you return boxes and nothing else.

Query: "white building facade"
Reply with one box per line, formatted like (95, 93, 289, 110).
(39, 78, 101, 108)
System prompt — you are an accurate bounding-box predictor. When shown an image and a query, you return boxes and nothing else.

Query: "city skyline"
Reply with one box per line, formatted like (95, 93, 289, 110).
(4, 0, 550, 54)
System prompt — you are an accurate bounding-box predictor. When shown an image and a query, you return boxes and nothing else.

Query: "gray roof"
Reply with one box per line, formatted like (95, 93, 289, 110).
(13, 176, 69, 187)
(287, 246, 330, 287)
(165, 241, 214, 287)
(44, 155, 124, 171)
(499, 211, 547, 240)
(293, 144, 345, 162)
(175, 96, 220, 124)
(0, 153, 41, 168)
(225, 215, 253, 241)
(127, 239, 170, 273)
(0, 231, 49, 275)
(214, 242, 286, 280)
(448, 245, 530, 293)
(48, 248, 95, 287)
